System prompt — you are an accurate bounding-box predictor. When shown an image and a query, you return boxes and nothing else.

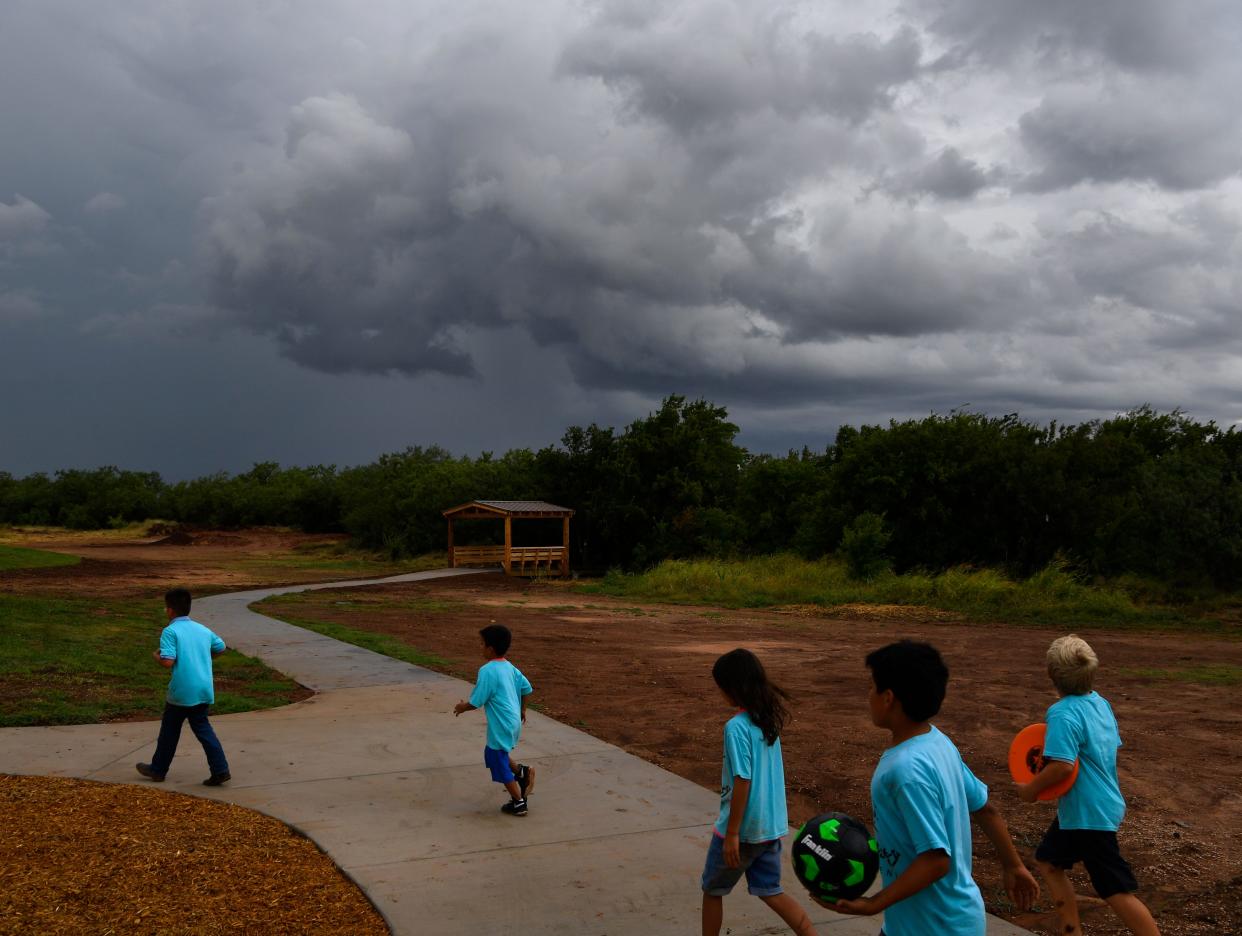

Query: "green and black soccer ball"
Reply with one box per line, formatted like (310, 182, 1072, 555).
(792, 812, 879, 902)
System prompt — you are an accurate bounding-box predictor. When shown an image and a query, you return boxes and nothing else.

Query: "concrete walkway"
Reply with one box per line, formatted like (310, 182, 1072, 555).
(2, 569, 1032, 935)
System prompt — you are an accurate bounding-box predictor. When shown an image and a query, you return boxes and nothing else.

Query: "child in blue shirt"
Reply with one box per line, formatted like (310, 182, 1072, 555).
(700, 648, 815, 936)
(1016, 635, 1161, 936)
(135, 588, 231, 786)
(454, 624, 534, 816)
(825, 640, 1038, 935)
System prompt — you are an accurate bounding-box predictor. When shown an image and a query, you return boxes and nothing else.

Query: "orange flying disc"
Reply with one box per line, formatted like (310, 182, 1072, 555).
(1008, 723, 1078, 801)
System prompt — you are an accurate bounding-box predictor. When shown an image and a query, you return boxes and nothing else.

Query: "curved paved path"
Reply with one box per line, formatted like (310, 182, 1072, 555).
(2, 569, 1033, 935)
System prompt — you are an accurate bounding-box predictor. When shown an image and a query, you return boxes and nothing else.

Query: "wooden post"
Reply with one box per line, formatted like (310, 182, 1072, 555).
(447, 518, 455, 568)
(504, 515, 512, 576)
(562, 516, 570, 578)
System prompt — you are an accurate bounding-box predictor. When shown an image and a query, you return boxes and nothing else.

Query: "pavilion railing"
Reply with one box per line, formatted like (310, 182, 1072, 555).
(451, 544, 567, 575)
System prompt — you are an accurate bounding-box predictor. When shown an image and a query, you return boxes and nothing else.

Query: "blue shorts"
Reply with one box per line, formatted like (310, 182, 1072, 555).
(484, 746, 514, 783)
(700, 834, 783, 897)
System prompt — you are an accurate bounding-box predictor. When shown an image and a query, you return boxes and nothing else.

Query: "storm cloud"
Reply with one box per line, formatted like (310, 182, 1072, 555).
(2, 0, 1240, 475)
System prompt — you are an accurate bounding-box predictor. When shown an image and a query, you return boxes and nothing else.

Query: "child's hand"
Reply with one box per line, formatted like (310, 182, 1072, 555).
(821, 895, 879, 916)
(453, 701, 470, 716)
(1015, 781, 1039, 804)
(723, 832, 741, 868)
(1004, 863, 1040, 911)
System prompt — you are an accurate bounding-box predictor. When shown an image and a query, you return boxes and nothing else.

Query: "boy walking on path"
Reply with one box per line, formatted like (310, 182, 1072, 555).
(136, 588, 231, 786)
(1017, 635, 1161, 935)
(454, 624, 535, 816)
(826, 640, 1039, 935)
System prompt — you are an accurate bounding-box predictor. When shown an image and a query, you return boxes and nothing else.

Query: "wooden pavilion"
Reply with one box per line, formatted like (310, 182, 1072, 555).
(442, 500, 574, 577)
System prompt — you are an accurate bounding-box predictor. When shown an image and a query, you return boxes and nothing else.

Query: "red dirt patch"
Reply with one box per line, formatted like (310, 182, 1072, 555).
(266, 574, 1242, 936)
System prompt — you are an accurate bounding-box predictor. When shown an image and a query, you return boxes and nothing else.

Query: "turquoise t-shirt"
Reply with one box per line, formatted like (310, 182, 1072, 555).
(713, 712, 789, 843)
(1043, 691, 1126, 831)
(871, 726, 988, 936)
(469, 659, 532, 752)
(159, 616, 225, 706)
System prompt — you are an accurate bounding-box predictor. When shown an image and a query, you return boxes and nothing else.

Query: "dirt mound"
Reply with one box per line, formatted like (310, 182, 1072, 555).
(149, 530, 194, 546)
(189, 532, 247, 546)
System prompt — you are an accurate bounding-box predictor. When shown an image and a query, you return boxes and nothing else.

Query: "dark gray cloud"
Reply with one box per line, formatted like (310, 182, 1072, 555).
(875, 147, 996, 200)
(1019, 83, 1242, 191)
(561, 8, 923, 128)
(916, 0, 1231, 72)
(2, 0, 1241, 476)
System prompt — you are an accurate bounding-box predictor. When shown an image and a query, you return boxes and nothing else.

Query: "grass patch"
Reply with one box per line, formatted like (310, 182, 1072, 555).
(0, 594, 305, 726)
(259, 591, 466, 614)
(0, 521, 169, 546)
(227, 547, 448, 577)
(0, 544, 81, 571)
(578, 555, 1218, 630)
(1121, 665, 1242, 686)
(250, 601, 451, 670)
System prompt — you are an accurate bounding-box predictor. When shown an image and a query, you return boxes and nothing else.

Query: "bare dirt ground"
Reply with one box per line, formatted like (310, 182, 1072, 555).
(4, 533, 1239, 935)
(262, 574, 1242, 936)
(0, 527, 387, 599)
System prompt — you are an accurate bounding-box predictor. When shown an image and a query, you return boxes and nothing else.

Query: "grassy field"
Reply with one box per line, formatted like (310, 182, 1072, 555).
(252, 592, 453, 670)
(0, 522, 163, 545)
(0, 593, 305, 727)
(224, 542, 448, 578)
(579, 554, 1234, 631)
(0, 544, 80, 572)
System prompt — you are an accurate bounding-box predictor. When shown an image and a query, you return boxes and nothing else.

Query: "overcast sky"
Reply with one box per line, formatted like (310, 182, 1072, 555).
(3, 0, 1241, 478)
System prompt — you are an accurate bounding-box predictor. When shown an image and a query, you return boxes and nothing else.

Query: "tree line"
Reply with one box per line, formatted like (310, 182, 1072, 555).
(2, 398, 1239, 587)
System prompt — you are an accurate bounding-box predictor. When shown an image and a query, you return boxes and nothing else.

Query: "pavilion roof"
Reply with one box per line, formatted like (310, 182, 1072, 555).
(442, 500, 574, 518)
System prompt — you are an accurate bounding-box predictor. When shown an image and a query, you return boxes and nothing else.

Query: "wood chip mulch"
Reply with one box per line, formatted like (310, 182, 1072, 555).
(0, 775, 388, 935)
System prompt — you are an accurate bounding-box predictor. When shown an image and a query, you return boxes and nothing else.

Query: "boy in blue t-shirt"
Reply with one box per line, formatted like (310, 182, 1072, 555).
(1016, 635, 1161, 936)
(454, 624, 534, 816)
(822, 641, 1039, 936)
(135, 588, 231, 786)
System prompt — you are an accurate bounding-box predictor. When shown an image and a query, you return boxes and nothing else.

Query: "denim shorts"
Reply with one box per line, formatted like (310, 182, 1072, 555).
(484, 746, 514, 783)
(700, 834, 783, 897)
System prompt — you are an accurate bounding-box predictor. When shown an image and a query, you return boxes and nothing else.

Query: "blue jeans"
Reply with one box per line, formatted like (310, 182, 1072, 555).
(150, 702, 229, 777)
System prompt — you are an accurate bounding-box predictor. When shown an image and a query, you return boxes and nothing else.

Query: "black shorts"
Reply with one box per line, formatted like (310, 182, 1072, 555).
(1035, 818, 1138, 899)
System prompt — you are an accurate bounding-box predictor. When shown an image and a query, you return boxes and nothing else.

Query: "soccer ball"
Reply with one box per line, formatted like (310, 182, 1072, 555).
(791, 812, 879, 902)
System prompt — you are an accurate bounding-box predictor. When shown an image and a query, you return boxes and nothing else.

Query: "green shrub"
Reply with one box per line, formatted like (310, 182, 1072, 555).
(839, 512, 891, 580)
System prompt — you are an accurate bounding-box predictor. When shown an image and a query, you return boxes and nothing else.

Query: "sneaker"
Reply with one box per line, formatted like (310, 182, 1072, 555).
(135, 763, 165, 782)
(202, 772, 231, 787)
(500, 797, 528, 816)
(517, 764, 536, 798)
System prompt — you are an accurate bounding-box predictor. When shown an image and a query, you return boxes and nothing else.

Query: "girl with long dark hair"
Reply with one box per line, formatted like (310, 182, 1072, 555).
(700, 648, 814, 936)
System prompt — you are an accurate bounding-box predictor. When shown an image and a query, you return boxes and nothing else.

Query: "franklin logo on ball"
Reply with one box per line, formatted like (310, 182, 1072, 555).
(791, 812, 879, 902)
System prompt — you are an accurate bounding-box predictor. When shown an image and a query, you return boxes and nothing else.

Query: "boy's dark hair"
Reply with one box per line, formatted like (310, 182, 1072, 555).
(712, 648, 791, 746)
(165, 588, 192, 617)
(866, 640, 948, 722)
(479, 624, 512, 657)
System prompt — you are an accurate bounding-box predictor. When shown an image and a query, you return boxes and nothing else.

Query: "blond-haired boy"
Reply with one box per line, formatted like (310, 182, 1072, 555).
(1016, 635, 1160, 936)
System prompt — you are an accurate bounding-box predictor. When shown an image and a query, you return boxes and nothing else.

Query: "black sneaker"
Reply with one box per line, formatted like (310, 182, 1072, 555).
(500, 797, 528, 816)
(517, 764, 536, 798)
(135, 763, 165, 782)
(202, 772, 231, 787)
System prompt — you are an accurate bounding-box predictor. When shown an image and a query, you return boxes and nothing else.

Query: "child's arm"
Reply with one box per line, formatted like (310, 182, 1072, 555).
(971, 800, 1041, 910)
(1016, 759, 1075, 803)
(722, 775, 750, 868)
(826, 850, 950, 916)
(453, 700, 477, 716)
